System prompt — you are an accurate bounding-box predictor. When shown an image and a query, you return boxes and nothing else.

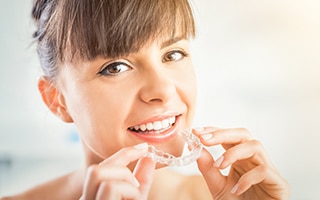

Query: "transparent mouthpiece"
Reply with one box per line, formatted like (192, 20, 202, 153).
(146, 129, 202, 166)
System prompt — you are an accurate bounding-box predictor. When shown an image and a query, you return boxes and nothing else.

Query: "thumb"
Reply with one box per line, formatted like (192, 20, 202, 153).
(197, 148, 226, 196)
(133, 157, 156, 200)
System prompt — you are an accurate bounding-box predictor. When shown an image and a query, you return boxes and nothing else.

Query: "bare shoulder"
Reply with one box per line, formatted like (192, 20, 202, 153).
(0, 171, 82, 200)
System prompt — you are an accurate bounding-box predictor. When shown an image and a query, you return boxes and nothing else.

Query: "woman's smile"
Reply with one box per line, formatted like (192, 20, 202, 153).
(128, 115, 181, 143)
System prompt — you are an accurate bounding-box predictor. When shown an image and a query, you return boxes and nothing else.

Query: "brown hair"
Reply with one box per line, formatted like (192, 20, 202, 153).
(32, 0, 196, 81)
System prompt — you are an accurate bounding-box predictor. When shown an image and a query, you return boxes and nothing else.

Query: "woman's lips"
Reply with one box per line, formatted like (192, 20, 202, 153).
(128, 115, 180, 143)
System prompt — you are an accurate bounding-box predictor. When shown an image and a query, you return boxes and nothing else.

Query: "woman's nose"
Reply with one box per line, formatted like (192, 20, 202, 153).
(139, 69, 177, 105)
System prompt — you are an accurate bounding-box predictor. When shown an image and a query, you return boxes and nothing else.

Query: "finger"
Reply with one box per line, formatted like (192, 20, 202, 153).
(196, 127, 252, 147)
(231, 165, 282, 196)
(100, 143, 149, 166)
(214, 140, 274, 170)
(133, 157, 156, 200)
(82, 165, 138, 199)
(96, 180, 140, 200)
(193, 126, 220, 134)
(196, 148, 227, 196)
(83, 143, 148, 199)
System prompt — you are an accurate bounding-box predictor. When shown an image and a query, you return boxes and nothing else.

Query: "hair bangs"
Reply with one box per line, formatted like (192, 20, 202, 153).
(56, 0, 195, 63)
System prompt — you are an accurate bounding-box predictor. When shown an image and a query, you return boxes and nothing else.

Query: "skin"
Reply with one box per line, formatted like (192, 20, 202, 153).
(0, 37, 289, 200)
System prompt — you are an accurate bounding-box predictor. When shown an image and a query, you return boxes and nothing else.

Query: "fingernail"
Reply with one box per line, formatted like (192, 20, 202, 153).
(201, 133, 213, 140)
(194, 127, 205, 132)
(134, 143, 148, 150)
(214, 155, 224, 168)
(133, 177, 140, 187)
(231, 183, 239, 194)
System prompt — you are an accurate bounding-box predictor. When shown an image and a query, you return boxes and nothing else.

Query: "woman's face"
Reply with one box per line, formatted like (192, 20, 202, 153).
(56, 38, 197, 162)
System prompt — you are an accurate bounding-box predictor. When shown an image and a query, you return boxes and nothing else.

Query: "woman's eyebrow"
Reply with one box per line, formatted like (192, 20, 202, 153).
(160, 37, 184, 49)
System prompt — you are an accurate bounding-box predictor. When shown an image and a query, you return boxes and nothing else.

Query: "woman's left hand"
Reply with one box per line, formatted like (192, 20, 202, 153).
(193, 127, 290, 200)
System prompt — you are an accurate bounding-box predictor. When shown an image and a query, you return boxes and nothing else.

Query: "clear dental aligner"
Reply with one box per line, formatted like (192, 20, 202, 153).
(146, 129, 203, 166)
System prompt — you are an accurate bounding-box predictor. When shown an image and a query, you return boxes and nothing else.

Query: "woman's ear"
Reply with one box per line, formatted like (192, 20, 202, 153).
(38, 76, 73, 123)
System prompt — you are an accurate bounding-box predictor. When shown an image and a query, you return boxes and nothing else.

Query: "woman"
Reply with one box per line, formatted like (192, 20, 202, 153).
(1, 0, 289, 199)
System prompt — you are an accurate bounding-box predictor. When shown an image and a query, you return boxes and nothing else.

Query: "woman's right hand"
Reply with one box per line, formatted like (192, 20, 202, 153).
(80, 143, 156, 200)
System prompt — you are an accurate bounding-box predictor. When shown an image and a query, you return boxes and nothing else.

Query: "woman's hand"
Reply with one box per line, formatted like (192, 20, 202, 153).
(194, 127, 290, 200)
(80, 143, 156, 200)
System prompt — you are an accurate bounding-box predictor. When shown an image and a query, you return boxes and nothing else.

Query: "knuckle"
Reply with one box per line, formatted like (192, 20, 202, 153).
(258, 165, 274, 179)
(249, 139, 268, 160)
(250, 139, 262, 147)
(258, 165, 270, 174)
(238, 127, 252, 137)
(87, 164, 100, 178)
(101, 180, 114, 192)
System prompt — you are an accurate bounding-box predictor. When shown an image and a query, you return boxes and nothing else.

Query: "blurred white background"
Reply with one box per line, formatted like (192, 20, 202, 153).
(0, 0, 319, 199)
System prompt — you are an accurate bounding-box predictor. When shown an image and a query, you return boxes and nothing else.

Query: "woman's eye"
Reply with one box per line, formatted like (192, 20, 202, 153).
(99, 62, 131, 76)
(162, 50, 188, 63)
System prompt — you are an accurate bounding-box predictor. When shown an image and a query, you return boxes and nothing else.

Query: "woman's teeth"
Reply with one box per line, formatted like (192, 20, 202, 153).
(129, 116, 176, 133)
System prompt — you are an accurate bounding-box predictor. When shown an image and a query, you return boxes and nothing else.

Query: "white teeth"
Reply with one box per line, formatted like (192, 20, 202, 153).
(140, 124, 147, 131)
(161, 119, 169, 129)
(130, 116, 176, 132)
(146, 123, 153, 131)
(169, 116, 175, 124)
(153, 121, 162, 130)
